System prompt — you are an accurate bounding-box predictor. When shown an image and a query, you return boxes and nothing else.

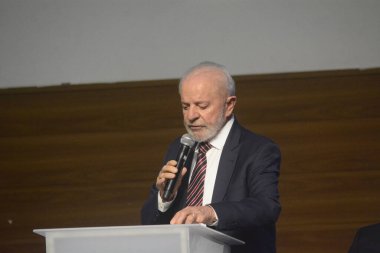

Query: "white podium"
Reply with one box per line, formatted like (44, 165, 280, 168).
(34, 224, 244, 253)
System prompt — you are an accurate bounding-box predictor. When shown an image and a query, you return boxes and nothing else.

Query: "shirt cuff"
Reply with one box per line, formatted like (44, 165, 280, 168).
(206, 204, 219, 227)
(157, 192, 175, 212)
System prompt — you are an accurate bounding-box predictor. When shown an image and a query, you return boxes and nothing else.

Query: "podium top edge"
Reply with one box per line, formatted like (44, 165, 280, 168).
(34, 224, 203, 235)
(33, 224, 244, 245)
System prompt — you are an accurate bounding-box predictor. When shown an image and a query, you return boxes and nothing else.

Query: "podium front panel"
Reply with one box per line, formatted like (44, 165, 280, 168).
(48, 232, 184, 253)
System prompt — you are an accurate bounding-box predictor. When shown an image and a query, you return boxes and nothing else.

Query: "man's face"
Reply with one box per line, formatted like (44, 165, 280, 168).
(180, 69, 235, 142)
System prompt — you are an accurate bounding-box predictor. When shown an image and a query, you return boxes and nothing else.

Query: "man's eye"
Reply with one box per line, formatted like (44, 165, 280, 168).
(182, 105, 189, 110)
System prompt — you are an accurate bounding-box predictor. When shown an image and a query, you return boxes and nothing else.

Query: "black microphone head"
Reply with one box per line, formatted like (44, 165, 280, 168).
(180, 133, 195, 147)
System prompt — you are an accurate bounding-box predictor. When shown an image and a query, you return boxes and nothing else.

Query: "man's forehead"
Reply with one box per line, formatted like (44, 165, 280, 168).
(186, 67, 224, 80)
(183, 70, 225, 90)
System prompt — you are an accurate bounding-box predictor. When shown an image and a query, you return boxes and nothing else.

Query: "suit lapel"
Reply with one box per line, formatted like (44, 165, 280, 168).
(212, 120, 241, 203)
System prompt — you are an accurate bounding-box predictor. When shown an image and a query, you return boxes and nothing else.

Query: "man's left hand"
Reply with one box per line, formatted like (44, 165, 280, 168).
(170, 206, 217, 225)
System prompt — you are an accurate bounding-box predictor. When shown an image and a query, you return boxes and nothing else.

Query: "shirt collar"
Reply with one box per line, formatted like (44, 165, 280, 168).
(209, 116, 234, 150)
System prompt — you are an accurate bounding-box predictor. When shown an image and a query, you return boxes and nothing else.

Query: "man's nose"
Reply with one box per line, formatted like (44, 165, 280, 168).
(187, 106, 200, 121)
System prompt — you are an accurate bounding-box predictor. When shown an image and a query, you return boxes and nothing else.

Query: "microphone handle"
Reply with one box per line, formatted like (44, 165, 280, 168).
(162, 144, 191, 201)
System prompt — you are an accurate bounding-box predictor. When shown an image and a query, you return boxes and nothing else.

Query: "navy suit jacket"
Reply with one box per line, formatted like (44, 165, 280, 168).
(141, 120, 281, 253)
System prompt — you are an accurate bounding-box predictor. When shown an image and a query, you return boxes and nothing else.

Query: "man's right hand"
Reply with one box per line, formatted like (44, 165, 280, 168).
(156, 160, 187, 202)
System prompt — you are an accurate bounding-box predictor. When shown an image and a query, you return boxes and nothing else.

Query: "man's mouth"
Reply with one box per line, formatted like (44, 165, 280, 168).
(189, 125, 204, 131)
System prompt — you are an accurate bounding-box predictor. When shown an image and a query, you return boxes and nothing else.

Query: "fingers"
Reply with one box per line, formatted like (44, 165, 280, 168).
(170, 206, 215, 225)
(170, 207, 193, 224)
(159, 160, 178, 179)
(156, 160, 178, 190)
(156, 161, 188, 201)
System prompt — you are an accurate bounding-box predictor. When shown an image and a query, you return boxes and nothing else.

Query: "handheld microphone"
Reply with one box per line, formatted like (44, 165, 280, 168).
(162, 133, 195, 201)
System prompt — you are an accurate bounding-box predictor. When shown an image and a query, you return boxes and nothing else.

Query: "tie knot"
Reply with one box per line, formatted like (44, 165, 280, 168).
(199, 142, 212, 154)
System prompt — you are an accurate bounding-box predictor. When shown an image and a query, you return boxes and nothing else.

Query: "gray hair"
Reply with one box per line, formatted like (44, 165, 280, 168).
(178, 61, 236, 96)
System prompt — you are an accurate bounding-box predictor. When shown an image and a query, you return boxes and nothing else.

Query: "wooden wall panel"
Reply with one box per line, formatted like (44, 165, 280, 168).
(1, 69, 379, 253)
(235, 70, 380, 253)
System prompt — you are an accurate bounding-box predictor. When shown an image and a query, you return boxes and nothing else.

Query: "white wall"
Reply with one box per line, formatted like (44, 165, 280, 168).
(1, 0, 379, 88)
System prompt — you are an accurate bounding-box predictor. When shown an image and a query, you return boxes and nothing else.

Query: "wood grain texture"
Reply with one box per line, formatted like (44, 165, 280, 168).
(1, 69, 379, 253)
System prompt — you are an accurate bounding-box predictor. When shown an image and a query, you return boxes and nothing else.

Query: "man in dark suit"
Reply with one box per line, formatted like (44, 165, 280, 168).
(141, 61, 281, 253)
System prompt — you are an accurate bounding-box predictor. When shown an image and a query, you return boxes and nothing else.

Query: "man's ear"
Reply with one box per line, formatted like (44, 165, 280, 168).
(225, 96, 237, 117)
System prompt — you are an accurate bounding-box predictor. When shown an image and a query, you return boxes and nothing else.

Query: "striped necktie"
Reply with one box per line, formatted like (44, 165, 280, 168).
(186, 142, 212, 206)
